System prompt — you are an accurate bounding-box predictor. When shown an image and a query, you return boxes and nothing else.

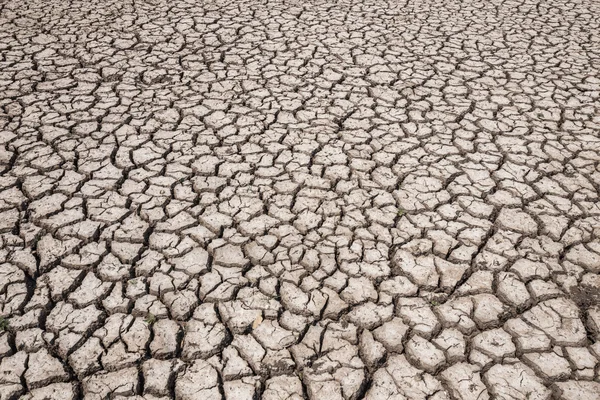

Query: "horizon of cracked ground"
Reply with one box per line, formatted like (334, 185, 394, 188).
(1, 0, 600, 399)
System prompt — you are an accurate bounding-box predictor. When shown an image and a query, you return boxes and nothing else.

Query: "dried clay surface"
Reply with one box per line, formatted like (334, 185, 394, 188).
(1, 0, 600, 399)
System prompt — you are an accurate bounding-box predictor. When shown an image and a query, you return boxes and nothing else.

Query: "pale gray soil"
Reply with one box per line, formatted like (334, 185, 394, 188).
(1, 0, 600, 399)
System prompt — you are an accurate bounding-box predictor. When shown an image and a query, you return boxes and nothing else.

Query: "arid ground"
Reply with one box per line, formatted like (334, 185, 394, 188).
(1, 0, 600, 399)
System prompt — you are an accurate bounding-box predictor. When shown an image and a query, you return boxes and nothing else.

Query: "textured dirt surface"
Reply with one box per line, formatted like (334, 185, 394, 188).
(1, 0, 600, 399)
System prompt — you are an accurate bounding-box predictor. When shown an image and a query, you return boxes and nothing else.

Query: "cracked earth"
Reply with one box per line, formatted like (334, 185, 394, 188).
(1, 0, 600, 399)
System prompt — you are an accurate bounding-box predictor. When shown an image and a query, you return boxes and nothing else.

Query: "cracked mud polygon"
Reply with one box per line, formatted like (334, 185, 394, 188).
(1, 0, 600, 399)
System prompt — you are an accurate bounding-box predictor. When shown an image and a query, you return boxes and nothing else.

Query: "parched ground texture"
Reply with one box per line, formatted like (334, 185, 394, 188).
(1, 0, 600, 399)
